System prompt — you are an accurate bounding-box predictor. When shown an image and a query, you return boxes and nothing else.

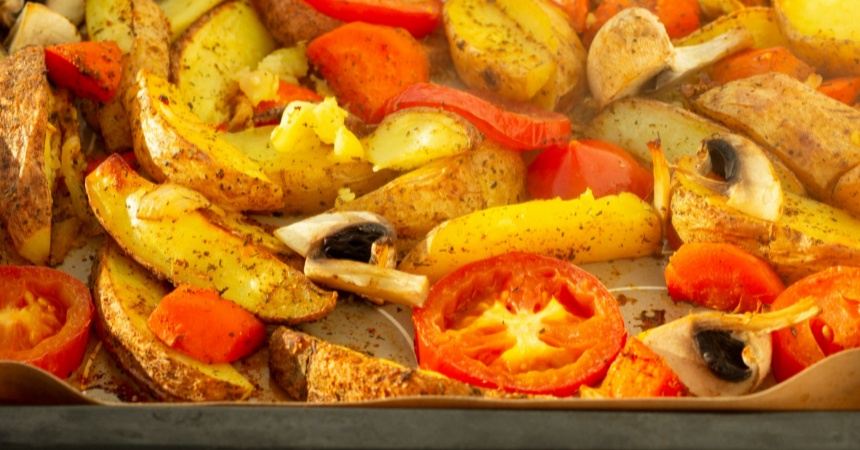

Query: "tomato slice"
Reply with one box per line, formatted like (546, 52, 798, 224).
(0, 266, 94, 379)
(303, 0, 442, 39)
(383, 83, 572, 151)
(526, 139, 653, 201)
(771, 266, 860, 382)
(413, 252, 627, 396)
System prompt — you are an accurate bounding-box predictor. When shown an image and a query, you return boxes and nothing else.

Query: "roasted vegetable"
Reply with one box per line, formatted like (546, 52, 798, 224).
(92, 240, 256, 401)
(250, 0, 342, 47)
(85, 154, 337, 324)
(773, 0, 860, 77)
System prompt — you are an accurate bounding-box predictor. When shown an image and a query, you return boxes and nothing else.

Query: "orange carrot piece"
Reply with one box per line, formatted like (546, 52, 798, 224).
(44, 41, 123, 103)
(147, 284, 267, 364)
(665, 242, 786, 313)
(305, 21, 429, 124)
(711, 47, 815, 85)
(817, 77, 860, 106)
(592, 337, 688, 398)
(253, 80, 323, 126)
(550, 0, 589, 34)
(583, 0, 701, 48)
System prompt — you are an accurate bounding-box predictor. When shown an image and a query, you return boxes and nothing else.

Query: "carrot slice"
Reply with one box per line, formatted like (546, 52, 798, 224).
(711, 47, 815, 85)
(817, 77, 860, 106)
(306, 21, 429, 124)
(589, 337, 688, 398)
(44, 41, 123, 103)
(549, 0, 589, 34)
(147, 285, 267, 364)
(664, 242, 786, 313)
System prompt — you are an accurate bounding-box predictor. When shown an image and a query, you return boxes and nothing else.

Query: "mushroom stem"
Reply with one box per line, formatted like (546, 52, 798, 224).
(693, 296, 820, 334)
(654, 26, 755, 90)
(304, 257, 429, 308)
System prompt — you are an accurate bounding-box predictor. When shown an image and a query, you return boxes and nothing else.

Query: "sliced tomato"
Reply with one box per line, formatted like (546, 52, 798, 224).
(0, 266, 94, 379)
(147, 284, 267, 364)
(413, 252, 627, 396)
(771, 266, 860, 382)
(44, 41, 123, 103)
(303, 0, 442, 38)
(665, 243, 785, 313)
(526, 139, 653, 200)
(383, 83, 572, 150)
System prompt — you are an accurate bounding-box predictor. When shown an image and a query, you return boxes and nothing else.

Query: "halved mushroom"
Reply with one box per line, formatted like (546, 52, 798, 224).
(275, 212, 430, 308)
(586, 7, 753, 108)
(678, 133, 785, 222)
(640, 297, 819, 397)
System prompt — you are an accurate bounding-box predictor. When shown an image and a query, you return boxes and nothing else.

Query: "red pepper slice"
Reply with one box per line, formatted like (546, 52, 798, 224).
(384, 83, 572, 151)
(0, 266, 94, 379)
(413, 252, 626, 396)
(44, 41, 123, 103)
(303, 0, 442, 38)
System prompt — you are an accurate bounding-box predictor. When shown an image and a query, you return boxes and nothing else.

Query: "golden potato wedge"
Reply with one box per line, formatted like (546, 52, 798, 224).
(156, 0, 225, 42)
(0, 47, 54, 265)
(585, 97, 807, 196)
(675, 7, 789, 49)
(92, 240, 256, 402)
(222, 125, 397, 216)
(170, 0, 275, 126)
(86, 0, 170, 152)
(443, 0, 585, 110)
(671, 172, 860, 284)
(269, 326, 527, 402)
(691, 72, 860, 215)
(129, 70, 284, 212)
(399, 190, 663, 283)
(774, 0, 860, 77)
(335, 142, 527, 259)
(85, 154, 337, 323)
(250, 0, 342, 47)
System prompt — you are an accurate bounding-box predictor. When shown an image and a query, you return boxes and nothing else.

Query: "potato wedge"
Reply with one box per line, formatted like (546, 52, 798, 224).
(85, 154, 337, 324)
(774, 0, 860, 77)
(399, 190, 663, 283)
(269, 326, 526, 402)
(222, 125, 397, 216)
(335, 142, 527, 259)
(671, 172, 860, 284)
(0, 47, 54, 265)
(170, 0, 275, 126)
(690, 72, 860, 215)
(129, 70, 284, 212)
(675, 7, 788, 50)
(156, 0, 225, 42)
(585, 97, 806, 196)
(86, 0, 170, 152)
(443, 0, 586, 110)
(92, 240, 256, 402)
(250, 0, 342, 47)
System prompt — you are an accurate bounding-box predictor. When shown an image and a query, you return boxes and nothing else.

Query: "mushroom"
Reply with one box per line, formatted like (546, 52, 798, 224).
(640, 296, 819, 397)
(0, 0, 23, 29)
(4, 2, 81, 54)
(682, 133, 785, 222)
(586, 7, 754, 108)
(275, 212, 430, 308)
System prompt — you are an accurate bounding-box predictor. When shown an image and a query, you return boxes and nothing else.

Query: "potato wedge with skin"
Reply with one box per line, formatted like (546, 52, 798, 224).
(85, 154, 337, 323)
(671, 172, 860, 284)
(774, 0, 860, 77)
(690, 72, 860, 215)
(86, 0, 170, 152)
(585, 97, 806, 196)
(269, 326, 528, 402)
(443, 0, 585, 110)
(129, 70, 284, 212)
(222, 126, 397, 216)
(170, 0, 275, 126)
(156, 0, 225, 42)
(91, 240, 256, 402)
(250, 0, 341, 47)
(335, 142, 527, 260)
(0, 47, 54, 265)
(399, 190, 663, 283)
(675, 7, 789, 50)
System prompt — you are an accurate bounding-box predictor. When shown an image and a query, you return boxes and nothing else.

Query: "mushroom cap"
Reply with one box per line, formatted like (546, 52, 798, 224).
(586, 7, 673, 108)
